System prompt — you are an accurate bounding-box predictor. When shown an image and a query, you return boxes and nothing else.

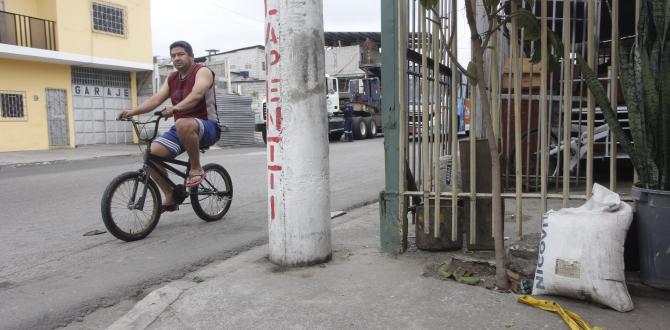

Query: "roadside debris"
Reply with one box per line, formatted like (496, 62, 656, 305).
(83, 229, 106, 236)
(434, 256, 495, 287)
(518, 295, 603, 330)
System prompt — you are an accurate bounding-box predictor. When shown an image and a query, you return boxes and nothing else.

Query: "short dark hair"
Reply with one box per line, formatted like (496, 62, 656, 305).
(169, 40, 194, 56)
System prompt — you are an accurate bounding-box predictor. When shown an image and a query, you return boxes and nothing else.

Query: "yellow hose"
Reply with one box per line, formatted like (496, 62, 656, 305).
(517, 295, 604, 330)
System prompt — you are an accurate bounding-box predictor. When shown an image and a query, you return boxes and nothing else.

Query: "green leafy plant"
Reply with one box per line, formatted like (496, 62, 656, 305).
(576, 0, 670, 190)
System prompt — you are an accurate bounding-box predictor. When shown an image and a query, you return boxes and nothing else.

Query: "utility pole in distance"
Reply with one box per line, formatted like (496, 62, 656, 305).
(264, 0, 331, 266)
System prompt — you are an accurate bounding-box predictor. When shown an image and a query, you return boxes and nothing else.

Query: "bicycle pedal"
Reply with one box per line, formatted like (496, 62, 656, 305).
(161, 204, 179, 213)
(173, 184, 189, 203)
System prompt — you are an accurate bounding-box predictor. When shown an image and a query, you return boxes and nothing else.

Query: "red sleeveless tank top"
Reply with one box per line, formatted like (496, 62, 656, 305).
(168, 63, 216, 121)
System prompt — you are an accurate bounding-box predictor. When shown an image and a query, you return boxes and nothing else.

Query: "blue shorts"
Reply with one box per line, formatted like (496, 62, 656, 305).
(154, 118, 221, 158)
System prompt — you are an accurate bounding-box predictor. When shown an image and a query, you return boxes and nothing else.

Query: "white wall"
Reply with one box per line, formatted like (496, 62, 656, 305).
(210, 47, 266, 80)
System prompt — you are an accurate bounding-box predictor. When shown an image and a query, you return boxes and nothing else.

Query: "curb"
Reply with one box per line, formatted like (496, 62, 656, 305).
(106, 285, 184, 330)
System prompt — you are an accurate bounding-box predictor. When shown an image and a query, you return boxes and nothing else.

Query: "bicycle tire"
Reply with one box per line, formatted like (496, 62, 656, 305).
(190, 163, 233, 222)
(101, 171, 161, 241)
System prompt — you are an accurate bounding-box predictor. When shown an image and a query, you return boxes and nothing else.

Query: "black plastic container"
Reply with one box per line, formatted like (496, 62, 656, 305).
(632, 186, 670, 290)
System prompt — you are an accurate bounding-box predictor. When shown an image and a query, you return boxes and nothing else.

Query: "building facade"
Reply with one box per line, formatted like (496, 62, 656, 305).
(0, 0, 152, 152)
(207, 45, 266, 81)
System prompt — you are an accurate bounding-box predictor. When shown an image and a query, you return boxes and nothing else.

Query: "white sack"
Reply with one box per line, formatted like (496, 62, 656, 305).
(532, 183, 634, 312)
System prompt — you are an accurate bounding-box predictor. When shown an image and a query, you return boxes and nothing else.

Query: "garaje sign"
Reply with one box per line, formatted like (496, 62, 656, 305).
(73, 85, 130, 98)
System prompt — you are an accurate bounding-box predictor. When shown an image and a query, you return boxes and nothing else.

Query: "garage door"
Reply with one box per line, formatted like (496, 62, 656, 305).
(72, 67, 133, 145)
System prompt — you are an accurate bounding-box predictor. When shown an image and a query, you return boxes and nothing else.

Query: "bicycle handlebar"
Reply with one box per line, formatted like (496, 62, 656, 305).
(119, 108, 166, 142)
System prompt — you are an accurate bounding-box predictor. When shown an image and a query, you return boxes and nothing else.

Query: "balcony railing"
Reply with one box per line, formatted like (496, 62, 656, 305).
(0, 11, 56, 51)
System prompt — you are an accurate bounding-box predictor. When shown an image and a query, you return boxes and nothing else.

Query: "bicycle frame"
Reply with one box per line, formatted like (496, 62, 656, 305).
(125, 112, 193, 209)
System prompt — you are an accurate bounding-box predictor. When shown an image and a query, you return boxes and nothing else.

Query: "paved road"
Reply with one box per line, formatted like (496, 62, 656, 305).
(0, 138, 384, 330)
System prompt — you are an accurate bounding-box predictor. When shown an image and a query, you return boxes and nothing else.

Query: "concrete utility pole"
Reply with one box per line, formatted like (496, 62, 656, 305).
(264, 0, 331, 266)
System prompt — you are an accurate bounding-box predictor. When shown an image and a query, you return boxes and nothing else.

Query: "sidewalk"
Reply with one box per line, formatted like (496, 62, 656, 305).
(0, 145, 142, 167)
(0, 144, 229, 168)
(107, 204, 669, 330)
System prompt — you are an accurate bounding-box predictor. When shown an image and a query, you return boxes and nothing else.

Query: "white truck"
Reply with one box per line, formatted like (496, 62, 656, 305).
(255, 74, 381, 143)
(325, 74, 382, 140)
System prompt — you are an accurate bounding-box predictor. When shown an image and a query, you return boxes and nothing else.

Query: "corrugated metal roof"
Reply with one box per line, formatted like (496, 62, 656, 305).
(324, 32, 381, 47)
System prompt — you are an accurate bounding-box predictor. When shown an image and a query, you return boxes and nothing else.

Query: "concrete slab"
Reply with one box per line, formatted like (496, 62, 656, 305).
(110, 204, 670, 330)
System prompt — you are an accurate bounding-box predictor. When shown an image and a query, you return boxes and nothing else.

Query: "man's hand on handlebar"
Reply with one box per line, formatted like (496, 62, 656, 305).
(117, 109, 134, 120)
(161, 106, 177, 120)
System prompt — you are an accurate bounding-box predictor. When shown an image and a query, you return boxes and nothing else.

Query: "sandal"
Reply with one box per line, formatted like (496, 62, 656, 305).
(185, 171, 206, 187)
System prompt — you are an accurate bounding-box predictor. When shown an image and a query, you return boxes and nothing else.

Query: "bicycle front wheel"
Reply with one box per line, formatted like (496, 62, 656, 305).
(101, 171, 161, 241)
(190, 163, 233, 222)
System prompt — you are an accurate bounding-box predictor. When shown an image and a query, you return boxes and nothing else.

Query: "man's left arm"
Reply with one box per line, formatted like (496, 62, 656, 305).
(170, 68, 214, 113)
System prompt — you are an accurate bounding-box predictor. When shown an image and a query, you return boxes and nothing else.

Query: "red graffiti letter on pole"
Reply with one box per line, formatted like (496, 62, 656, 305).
(265, 1, 283, 221)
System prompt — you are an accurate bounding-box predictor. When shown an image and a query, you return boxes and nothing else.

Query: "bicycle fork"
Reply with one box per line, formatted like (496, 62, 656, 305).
(129, 167, 151, 211)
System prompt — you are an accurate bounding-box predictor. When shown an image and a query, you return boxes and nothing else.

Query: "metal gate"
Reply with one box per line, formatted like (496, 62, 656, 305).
(71, 67, 132, 145)
(380, 0, 633, 252)
(46, 88, 69, 146)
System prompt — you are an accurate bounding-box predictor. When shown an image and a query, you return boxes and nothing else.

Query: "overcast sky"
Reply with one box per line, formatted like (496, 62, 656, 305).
(150, 0, 470, 63)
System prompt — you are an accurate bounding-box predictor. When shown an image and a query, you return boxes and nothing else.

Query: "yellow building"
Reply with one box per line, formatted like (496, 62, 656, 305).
(0, 0, 152, 152)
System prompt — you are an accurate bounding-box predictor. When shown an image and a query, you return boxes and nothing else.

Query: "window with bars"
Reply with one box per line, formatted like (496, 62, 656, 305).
(72, 66, 130, 88)
(92, 2, 126, 36)
(0, 92, 26, 120)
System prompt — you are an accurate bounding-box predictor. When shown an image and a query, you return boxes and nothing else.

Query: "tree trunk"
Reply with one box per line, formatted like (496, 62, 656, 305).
(464, 0, 509, 290)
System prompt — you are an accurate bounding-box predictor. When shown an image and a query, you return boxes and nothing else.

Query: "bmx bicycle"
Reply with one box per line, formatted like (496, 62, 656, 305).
(101, 110, 233, 241)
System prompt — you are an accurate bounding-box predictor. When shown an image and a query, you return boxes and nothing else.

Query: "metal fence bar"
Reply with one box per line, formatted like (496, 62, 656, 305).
(410, 0, 418, 224)
(402, 191, 639, 202)
(432, 7, 442, 238)
(468, 0, 478, 245)
(633, 0, 640, 185)
(575, 0, 586, 187)
(548, 0, 558, 189)
(420, 6, 430, 235)
(511, 1, 523, 237)
(398, 0, 409, 244)
(562, 0, 573, 207)
(449, 0, 458, 242)
(540, 0, 549, 214)
(585, 0, 596, 198)
(610, 0, 619, 191)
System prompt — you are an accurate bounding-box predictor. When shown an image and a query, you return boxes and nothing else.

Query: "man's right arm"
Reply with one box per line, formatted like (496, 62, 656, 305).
(118, 80, 171, 119)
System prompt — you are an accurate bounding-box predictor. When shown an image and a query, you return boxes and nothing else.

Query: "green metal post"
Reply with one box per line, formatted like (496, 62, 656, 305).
(380, 0, 404, 253)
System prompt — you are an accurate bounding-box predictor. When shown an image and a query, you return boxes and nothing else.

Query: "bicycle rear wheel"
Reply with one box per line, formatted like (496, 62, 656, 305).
(101, 171, 161, 241)
(190, 163, 233, 221)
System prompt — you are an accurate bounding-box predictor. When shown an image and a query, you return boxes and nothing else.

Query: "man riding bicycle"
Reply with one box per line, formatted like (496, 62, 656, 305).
(118, 40, 220, 213)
